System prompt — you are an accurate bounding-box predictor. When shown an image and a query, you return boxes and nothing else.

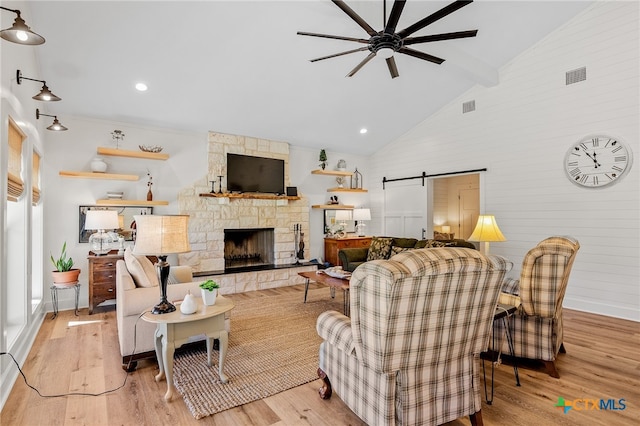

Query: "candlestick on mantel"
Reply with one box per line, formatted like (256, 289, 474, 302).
(217, 175, 224, 194)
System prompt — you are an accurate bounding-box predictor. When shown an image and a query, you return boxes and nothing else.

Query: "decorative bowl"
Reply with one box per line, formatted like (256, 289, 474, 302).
(139, 145, 163, 153)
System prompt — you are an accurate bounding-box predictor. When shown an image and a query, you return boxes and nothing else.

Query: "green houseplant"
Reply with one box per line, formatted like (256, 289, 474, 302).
(319, 149, 327, 170)
(50, 242, 81, 285)
(199, 279, 219, 306)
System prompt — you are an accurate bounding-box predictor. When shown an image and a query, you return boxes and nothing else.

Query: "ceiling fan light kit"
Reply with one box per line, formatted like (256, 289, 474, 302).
(298, 0, 478, 78)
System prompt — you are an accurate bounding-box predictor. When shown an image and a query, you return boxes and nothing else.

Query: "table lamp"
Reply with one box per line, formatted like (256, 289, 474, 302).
(468, 215, 506, 255)
(335, 210, 351, 228)
(133, 215, 191, 314)
(353, 208, 371, 236)
(85, 210, 119, 255)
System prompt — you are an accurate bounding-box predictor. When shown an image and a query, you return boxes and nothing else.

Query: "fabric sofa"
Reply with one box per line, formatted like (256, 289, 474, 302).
(115, 249, 229, 367)
(338, 236, 476, 272)
(317, 247, 513, 425)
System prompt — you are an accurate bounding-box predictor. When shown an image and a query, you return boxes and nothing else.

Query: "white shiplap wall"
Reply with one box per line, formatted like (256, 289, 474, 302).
(367, 1, 639, 321)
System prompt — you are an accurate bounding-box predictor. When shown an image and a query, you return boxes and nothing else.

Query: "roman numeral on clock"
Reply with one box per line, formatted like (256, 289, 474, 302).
(569, 168, 581, 177)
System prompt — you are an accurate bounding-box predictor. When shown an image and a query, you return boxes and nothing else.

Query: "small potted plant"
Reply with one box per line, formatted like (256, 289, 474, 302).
(51, 242, 81, 285)
(319, 149, 327, 170)
(199, 279, 220, 306)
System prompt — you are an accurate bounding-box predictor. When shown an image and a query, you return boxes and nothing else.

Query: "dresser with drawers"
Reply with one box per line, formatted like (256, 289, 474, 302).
(324, 236, 372, 267)
(87, 250, 122, 314)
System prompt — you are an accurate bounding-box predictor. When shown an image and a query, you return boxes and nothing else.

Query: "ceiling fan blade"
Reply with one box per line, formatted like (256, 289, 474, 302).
(346, 51, 376, 77)
(310, 47, 370, 62)
(397, 0, 473, 39)
(398, 47, 445, 64)
(386, 56, 399, 79)
(297, 31, 369, 44)
(403, 30, 478, 45)
(332, 0, 377, 36)
(384, 0, 406, 34)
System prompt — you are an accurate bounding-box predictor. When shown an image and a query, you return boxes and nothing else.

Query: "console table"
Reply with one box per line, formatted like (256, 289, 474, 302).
(324, 236, 371, 267)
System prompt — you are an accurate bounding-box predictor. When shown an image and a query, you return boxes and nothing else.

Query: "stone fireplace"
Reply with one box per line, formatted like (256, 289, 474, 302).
(224, 228, 274, 271)
(177, 131, 311, 291)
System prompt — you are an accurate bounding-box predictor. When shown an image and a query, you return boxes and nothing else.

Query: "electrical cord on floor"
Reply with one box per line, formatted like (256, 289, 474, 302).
(0, 310, 151, 398)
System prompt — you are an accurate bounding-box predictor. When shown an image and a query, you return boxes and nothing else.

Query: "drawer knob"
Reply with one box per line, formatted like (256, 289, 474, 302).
(107, 262, 114, 266)
(108, 288, 114, 292)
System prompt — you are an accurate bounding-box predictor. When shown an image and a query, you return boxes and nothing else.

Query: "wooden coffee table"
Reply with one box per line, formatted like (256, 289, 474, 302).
(142, 296, 235, 402)
(298, 271, 350, 316)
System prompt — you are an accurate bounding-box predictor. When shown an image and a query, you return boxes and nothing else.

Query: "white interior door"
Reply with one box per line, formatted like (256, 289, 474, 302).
(458, 187, 479, 239)
(383, 180, 427, 239)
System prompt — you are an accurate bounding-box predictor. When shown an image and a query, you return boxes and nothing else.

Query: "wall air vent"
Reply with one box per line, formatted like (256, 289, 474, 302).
(462, 100, 476, 114)
(566, 67, 586, 85)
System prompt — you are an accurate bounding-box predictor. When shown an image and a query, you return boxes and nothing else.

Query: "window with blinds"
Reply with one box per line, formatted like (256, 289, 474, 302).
(8, 117, 26, 202)
(32, 151, 41, 205)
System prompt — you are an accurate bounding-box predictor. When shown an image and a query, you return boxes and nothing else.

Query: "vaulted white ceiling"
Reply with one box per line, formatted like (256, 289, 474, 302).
(26, 0, 592, 155)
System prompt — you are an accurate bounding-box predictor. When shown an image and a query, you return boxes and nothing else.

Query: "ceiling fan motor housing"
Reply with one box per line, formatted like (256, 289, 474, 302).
(369, 32, 403, 54)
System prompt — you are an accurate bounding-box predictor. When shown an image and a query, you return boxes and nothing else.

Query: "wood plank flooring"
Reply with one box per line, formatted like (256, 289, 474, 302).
(2, 283, 638, 425)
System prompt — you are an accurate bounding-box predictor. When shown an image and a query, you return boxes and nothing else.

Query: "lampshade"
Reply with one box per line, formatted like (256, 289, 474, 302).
(468, 215, 506, 242)
(441, 225, 451, 234)
(352, 208, 371, 221)
(335, 210, 352, 222)
(0, 8, 45, 45)
(85, 210, 119, 230)
(133, 215, 190, 255)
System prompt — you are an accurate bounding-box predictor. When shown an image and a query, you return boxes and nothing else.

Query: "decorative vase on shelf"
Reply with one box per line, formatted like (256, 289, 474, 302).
(147, 189, 153, 201)
(91, 157, 108, 173)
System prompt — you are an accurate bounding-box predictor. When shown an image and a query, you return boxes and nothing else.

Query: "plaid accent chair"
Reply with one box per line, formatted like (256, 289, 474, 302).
(493, 236, 580, 378)
(317, 248, 513, 426)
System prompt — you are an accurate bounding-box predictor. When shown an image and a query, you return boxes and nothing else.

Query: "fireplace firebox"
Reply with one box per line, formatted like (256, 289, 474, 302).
(224, 228, 274, 271)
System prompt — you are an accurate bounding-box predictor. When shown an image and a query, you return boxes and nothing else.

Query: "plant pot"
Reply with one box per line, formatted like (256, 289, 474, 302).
(201, 288, 217, 306)
(52, 269, 81, 285)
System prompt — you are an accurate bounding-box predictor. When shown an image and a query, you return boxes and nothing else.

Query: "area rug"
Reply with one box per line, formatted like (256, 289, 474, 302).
(172, 287, 343, 419)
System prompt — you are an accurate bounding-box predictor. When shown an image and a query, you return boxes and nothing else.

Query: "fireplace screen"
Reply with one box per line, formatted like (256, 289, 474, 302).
(224, 228, 275, 270)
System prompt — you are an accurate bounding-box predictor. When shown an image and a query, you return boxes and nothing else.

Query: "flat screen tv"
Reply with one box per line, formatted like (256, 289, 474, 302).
(227, 153, 285, 195)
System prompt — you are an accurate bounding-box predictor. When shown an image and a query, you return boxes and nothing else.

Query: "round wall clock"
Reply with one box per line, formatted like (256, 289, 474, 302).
(564, 135, 633, 188)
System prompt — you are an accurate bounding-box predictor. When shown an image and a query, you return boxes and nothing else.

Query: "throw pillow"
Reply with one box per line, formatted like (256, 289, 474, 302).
(391, 246, 410, 256)
(425, 239, 447, 248)
(433, 231, 453, 241)
(367, 237, 393, 261)
(124, 247, 159, 288)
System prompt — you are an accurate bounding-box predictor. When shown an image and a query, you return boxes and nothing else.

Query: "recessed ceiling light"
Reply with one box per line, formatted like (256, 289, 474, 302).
(360, 128, 368, 134)
(135, 82, 148, 92)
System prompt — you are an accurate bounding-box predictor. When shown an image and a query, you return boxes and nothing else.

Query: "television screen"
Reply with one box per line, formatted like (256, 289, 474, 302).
(227, 153, 285, 195)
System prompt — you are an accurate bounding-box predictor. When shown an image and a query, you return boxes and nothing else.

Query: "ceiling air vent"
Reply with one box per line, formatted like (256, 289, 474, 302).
(566, 67, 586, 85)
(462, 100, 475, 114)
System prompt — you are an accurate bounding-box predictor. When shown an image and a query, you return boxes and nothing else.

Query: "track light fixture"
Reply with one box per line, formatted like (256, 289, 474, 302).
(17, 69, 61, 101)
(36, 109, 68, 131)
(0, 7, 45, 45)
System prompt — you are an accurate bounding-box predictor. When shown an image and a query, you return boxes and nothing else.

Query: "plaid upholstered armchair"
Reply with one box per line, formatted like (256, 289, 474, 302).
(316, 248, 513, 426)
(493, 236, 580, 378)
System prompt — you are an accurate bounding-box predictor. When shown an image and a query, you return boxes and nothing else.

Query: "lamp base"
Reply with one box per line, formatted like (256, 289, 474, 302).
(152, 300, 176, 315)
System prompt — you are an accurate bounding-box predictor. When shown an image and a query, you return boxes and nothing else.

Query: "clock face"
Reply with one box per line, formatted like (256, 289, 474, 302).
(564, 135, 633, 188)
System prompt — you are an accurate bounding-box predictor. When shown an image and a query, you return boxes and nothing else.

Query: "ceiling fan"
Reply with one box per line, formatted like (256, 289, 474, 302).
(297, 0, 478, 78)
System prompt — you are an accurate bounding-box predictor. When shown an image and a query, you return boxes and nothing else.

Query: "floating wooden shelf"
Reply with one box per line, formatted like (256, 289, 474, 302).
(311, 169, 353, 177)
(199, 193, 301, 201)
(59, 171, 139, 181)
(326, 188, 368, 193)
(96, 199, 169, 206)
(312, 204, 354, 209)
(97, 147, 169, 160)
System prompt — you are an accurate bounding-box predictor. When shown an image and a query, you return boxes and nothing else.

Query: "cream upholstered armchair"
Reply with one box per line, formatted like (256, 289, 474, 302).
(316, 248, 513, 426)
(493, 236, 580, 378)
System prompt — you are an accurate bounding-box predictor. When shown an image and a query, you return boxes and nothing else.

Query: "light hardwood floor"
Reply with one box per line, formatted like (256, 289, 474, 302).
(2, 283, 638, 425)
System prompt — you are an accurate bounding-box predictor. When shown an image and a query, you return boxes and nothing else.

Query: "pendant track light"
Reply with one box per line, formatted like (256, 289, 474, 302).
(17, 69, 61, 101)
(36, 109, 68, 131)
(0, 7, 45, 45)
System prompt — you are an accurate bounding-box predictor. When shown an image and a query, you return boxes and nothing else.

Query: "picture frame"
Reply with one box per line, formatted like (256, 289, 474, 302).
(79, 205, 153, 243)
